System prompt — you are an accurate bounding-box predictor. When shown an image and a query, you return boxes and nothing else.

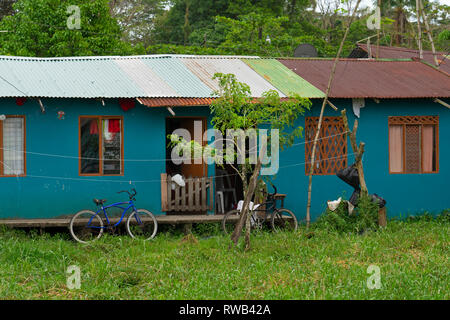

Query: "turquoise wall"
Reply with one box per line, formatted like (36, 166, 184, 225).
(0, 97, 448, 220)
(276, 98, 449, 220)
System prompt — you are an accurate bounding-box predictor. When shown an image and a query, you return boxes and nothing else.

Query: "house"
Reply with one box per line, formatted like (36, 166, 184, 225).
(0, 54, 448, 222)
(349, 43, 450, 74)
(273, 58, 449, 217)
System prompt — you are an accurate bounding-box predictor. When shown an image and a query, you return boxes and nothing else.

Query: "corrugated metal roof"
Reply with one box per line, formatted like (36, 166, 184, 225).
(356, 44, 450, 74)
(0, 55, 278, 99)
(179, 56, 286, 97)
(278, 58, 450, 98)
(0, 56, 145, 98)
(242, 58, 324, 98)
(140, 56, 213, 97)
(115, 58, 178, 97)
(138, 97, 215, 107)
(1, 54, 448, 101)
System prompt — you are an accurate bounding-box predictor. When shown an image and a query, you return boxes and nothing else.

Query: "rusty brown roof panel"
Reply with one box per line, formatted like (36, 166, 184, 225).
(278, 58, 450, 98)
(138, 97, 215, 107)
(357, 44, 450, 74)
(138, 96, 295, 107)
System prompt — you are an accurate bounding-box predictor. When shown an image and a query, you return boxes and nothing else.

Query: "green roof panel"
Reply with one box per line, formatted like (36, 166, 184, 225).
(242, 58, 325, 98)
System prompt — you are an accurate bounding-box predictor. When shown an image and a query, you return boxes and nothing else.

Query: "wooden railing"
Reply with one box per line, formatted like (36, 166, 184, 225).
(161, 173, 213, 212)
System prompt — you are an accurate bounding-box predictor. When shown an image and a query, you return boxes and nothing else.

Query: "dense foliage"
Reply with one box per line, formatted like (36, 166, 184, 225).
(315, 195, 381, 234)
(0, 0, 135, 56)
(0, 0, 448, 57)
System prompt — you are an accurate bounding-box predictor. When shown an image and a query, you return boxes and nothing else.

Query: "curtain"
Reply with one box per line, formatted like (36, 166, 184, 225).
(422, 125, 434, 172)
(389, 125, 403, 173)
(3, 117, 24, 175)
(81, 118, 99, 174)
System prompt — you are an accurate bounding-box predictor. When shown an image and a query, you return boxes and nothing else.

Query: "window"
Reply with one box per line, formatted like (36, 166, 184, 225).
(305, 117, 347, 175)
(389, 116, 438, 174)
(79, 116, 123, 175)
(0, 116, 26, 176)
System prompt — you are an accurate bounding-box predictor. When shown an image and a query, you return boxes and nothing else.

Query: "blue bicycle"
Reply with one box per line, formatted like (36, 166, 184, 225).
(69, 188, 158, 243)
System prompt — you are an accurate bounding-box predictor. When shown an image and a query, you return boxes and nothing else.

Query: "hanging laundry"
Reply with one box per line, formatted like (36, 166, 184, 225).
(89, 119, 99, 134)
(16, 98, 27, 106)
(108, 119, 120, 133)
(119, 99, 135, 112)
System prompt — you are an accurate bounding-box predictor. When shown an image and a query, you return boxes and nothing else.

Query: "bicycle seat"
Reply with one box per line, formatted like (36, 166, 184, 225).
(93, 199, 107, 206)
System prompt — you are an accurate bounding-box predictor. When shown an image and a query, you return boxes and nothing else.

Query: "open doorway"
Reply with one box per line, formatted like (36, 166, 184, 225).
(165, 117, 211, 215)
(165, 117, 207, 177)
(215, 164, 243, 214)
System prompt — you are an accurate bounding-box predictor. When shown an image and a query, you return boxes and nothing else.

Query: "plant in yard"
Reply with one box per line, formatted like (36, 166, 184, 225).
(353, 195, 380, 234)
(314, 194, 379, 234)
(208, 73, 310, 195)
(436, 210, 450, 223)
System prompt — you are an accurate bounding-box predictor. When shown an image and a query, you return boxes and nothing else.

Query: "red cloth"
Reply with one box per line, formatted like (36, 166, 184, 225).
(16, 98, 27, 106)
(89, 120, 99, 134)
(119, 98, 135, 111)
(108, 119, 120, 133)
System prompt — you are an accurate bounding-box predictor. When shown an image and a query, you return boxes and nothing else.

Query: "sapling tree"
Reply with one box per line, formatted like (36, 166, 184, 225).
(170, 72, 311, 249)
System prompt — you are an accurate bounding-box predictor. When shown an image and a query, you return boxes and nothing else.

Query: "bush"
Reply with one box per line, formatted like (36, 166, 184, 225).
(436, 210, 449, 224)
(314, 194, 379, 234)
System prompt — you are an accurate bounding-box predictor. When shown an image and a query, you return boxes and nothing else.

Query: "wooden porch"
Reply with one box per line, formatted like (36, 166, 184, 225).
(0, 174, 228, 228)
(0, 214, 239, 228)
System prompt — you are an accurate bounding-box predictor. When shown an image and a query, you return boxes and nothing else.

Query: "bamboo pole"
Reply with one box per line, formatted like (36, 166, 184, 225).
(419, 0, 439, 66)
(416, 0, 423, 59)
(305, 0, 362, 227)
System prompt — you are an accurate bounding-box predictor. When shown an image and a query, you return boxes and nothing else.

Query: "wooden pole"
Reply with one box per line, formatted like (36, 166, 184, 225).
(376, 0, 381, 59)
(419, 0, 439, 66)
(416, 0, 423, 59)
(341, 109, 368, 195)
(378, 207, 387, 227)
(306, 0, 362, 228)
(434, 98, 450, 109)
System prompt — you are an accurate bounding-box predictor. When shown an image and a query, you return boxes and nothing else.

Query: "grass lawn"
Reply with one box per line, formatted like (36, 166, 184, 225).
(0, 219, 448, 299)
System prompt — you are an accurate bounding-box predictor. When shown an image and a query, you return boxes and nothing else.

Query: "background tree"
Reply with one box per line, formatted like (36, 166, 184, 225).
(0, 0, 16, 21)
(109, 0, 167, 47)
(0, 0, 134, 56)
(152, 0, 231, 45)
(0, 0, 447, 58)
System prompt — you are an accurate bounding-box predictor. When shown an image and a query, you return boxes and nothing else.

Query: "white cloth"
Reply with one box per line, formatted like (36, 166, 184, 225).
(237, 200, 260, 212)
(352, 98, 365, 118)
(236, 200, 261, 227)
(327, 197, 355, 215)
(171, 174, 185, 190)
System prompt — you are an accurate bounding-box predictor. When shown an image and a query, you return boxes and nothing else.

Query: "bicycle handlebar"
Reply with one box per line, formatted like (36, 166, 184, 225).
(268, 181, 277, 197)
(117, 188, 137, 200)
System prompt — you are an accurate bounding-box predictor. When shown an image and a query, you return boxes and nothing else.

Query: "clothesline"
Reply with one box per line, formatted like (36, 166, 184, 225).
(0, 130, 350, 162)
(3, 152, 358, 184)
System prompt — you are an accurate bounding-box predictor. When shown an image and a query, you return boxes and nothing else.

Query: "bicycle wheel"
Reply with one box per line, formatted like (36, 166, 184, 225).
(222, 209, 260, 234)
(222, 209, 240, 234)
(271, 208, 298, 232)
(126, 209, 158, 240)
(69, 210, 104, 244)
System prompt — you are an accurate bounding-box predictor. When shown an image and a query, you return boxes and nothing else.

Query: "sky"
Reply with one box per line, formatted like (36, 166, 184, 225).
(361, 0, 450, 7)
(359, 0, 450, 7)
